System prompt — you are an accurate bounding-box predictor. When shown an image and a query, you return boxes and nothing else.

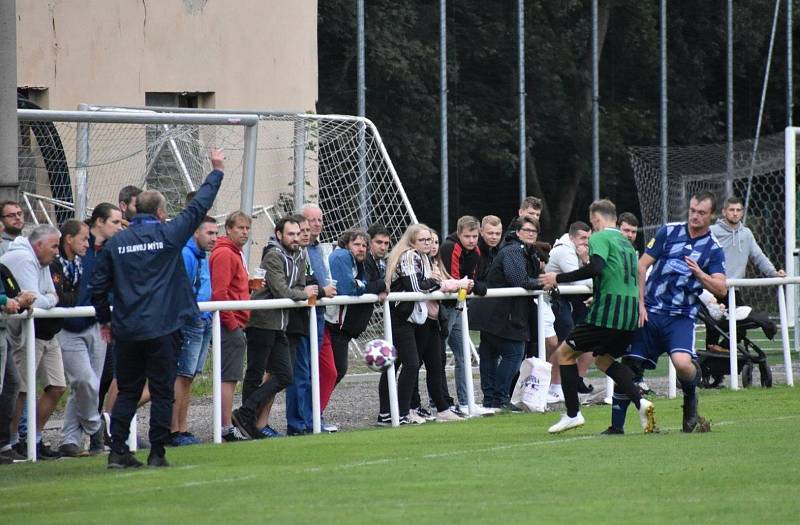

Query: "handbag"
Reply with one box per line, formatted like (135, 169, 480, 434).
(407, 301, 428, 325)
(511, 357, 552, 413)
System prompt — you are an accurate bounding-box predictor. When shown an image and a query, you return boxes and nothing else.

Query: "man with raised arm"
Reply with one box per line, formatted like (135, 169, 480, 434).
(91, 149, 225, 468)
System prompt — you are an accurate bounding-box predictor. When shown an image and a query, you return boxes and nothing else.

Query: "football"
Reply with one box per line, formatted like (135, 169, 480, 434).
(364, 339, 397, 372)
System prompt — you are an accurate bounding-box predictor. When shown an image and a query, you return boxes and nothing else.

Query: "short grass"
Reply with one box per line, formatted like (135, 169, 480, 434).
(3, 387, 799, 525)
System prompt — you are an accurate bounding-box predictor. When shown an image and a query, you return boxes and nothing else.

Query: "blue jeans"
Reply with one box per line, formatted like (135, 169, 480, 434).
(177, 318, 212, 378)
(446, 307, 468, 406)
(285, 314, 325, 432)
(478, 332, 525, 408)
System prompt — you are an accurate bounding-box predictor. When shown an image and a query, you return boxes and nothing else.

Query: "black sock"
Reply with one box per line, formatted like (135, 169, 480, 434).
(559, 364, 580, 417)
(605, 362, 642, 409)
(680, 362, 701, 400)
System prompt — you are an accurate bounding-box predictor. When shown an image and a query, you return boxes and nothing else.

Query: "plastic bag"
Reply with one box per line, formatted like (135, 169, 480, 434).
(511, 357, 552, 413)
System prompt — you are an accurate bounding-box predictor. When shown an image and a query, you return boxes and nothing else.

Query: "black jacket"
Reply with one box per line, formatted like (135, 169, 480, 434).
(476, 236, 499, 281)
(469, 234, 542, 342)
(39, 253, 81, 339)
(439, 233, 488, 296)
(339, 252, 387, 338)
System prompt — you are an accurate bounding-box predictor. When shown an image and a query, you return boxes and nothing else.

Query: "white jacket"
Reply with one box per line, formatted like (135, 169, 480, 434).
(545, 233, 592, 289)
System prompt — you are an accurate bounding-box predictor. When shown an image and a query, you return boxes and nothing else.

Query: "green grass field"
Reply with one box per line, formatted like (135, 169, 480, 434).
(2, 387, 799, 524)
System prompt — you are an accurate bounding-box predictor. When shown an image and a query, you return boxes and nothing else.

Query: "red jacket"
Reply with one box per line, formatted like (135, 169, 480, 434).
(210, 236, 250, 331)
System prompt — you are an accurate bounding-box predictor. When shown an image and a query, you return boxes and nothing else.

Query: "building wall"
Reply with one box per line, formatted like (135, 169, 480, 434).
(17, 0, 318, 111)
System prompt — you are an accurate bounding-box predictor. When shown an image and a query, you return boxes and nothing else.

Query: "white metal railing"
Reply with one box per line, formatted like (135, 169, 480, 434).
(10, 278, 799, 461)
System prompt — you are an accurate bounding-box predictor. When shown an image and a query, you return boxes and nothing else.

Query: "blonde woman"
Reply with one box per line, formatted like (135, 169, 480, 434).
(377, 224, 442, 425)
(411, 229, 466, 421)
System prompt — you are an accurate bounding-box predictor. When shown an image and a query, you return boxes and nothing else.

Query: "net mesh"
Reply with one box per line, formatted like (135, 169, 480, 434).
(629, 133, 789, 315)
(16, 111, 417, 360)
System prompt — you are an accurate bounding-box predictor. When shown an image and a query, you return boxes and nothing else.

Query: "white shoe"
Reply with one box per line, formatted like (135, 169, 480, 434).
(638, 398, 656, 433)
(435, 409, 462, 422)
(405, 411, 427, 425)
(546, 390, 564, 404)
(477, 405, 498, 416)
(548, 412, 586, 434)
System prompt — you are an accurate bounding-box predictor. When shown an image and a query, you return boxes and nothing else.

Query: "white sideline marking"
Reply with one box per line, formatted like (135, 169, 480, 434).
(296, 414, 800, 475)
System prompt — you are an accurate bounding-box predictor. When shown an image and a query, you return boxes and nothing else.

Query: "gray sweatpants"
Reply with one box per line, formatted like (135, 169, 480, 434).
(57, 324, 107, 446)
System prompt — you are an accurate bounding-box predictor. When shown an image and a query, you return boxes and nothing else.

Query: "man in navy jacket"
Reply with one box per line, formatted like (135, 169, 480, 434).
(91, 150, 224, 469)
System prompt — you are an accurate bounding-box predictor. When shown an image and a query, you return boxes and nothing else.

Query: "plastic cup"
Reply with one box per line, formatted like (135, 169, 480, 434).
(249, 268, 267, 291)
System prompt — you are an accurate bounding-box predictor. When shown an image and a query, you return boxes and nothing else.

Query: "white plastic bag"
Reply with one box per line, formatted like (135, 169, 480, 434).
(511, 357, 552, 413)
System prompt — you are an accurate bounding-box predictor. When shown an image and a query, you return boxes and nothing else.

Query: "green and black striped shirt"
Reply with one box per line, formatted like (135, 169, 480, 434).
(585, 228, 639, 331)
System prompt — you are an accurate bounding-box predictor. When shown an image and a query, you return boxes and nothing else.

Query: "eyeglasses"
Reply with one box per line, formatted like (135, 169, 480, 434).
(519, 228, 538, 234)
(2, 211, 23, 219)
(417, 237, 433, 243)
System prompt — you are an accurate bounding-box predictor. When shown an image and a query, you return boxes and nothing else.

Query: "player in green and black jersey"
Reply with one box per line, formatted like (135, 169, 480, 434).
(538, 199, 656, 434)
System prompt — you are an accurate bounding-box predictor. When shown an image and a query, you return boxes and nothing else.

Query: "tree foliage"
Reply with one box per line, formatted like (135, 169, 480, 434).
(318, 0, 795, 239)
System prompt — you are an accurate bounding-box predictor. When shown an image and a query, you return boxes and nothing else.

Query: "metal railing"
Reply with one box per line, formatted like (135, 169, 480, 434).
(9, 278, 798, 461)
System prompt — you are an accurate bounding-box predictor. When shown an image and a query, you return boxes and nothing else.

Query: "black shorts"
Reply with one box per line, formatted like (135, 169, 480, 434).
(564, 323, 635, 358)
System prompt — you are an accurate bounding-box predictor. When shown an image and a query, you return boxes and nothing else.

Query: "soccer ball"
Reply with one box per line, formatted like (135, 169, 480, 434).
(364, 339, 397, 372)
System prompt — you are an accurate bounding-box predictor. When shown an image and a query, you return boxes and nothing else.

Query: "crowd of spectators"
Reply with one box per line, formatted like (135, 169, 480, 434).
(0, 157, 787, 466)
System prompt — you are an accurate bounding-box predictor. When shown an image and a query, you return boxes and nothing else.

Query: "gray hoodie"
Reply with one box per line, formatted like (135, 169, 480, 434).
(0, 236, 57, 309)
(709, 218, 778, 279)
(545, 233, 592, 289)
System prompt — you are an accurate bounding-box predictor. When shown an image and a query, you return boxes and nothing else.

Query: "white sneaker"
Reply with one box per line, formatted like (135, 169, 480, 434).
(547, 412, 586, 434)
(435, 409, 462, 422)
(638, 398, 656, 433)
(405, 411, 427, 425)
(546, 390, 564, 404)
(477, 405, 497, 416)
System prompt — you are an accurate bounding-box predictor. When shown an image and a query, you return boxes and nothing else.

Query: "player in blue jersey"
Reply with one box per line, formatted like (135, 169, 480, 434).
(606, 191, 726, 434)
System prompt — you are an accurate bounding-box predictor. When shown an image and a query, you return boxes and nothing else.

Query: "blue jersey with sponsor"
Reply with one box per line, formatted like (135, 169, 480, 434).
(644, 222, 726, 319)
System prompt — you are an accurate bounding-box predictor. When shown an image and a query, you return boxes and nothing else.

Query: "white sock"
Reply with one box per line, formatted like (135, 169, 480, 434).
(549, 384, 563, 395)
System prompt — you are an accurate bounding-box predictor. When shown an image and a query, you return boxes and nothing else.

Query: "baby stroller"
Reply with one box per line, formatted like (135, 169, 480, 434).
(696, 301, 776, 389)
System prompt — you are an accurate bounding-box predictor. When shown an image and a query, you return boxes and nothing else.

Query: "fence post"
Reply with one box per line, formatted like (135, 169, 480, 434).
(460, 296, 476, 416)
(127, 415, 137, 452)
(778, 285, 795, 386)
(24, 317, 36, 461)
(212, 311, 222, 443)
(667, 360, 677, 399)
(536, 294, 545, 359)
(382, 300, 400, 427)
(309, 305, 321, 434)
(728, 286, 739, 390)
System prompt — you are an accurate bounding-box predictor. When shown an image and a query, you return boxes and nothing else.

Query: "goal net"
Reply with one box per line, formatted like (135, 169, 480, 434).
(630, 133, 790, 316)
(17, 109, 418, 362)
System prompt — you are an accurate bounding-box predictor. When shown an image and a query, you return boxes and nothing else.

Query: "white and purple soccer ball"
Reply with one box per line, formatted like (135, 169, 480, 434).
(364, 339, 397, 372)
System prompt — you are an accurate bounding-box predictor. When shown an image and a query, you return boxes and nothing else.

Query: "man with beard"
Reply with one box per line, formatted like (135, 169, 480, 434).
(232, 217, 317, 439)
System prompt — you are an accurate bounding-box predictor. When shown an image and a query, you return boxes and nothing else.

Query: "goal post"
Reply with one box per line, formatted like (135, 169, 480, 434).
(784, 126, 798, 328)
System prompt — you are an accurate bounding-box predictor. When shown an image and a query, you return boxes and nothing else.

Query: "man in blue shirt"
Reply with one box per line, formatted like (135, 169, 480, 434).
(169, 215, 218, 446)
(608, 191, 726, 434)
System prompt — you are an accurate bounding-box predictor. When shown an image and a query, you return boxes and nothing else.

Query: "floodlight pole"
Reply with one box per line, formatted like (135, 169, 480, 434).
(518, 0, 526, 202)
(787, 0, 793, 127)
(726, 0, 734, 197)
(440, 0, 449, 235)
(659, 0, 668, 223)
(591, 0, 600, 201)
(356, 0, 369, 226)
